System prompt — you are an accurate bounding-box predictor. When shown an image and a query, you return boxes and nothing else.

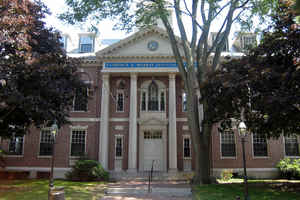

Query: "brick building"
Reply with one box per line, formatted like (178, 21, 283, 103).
(1, 26, 299, 179)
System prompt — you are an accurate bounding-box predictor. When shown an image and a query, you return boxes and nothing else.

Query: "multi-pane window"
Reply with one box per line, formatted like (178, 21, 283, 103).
(183, 136, 191, 158)
(116, 90, 124, 112)
(115, 136, 123, 158)
(242, 36, 256, 49)
(141, 81, 165, 112)
(8, 136, 24, 155)
(285, 135, 299, 157)
(253, 133, 268, 157)
(144, 131, 162, 139)
(39, 130, 54, 156)
(73, 86, 88, 111)
(220, 131, 236, 157)
(148, 81, 159, 111)
(59, 35, 67, 49)
(141, 92, 146, 111)
(211, 33, 228, 52)
(160, 92, 165, 111)
(79, 35, 94, 53)
(182, 92, 187, 112)
(71, 130, 86, 157)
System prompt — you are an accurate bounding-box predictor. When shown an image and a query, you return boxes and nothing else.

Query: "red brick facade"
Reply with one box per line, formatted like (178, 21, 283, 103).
(1, 28, 299, 179)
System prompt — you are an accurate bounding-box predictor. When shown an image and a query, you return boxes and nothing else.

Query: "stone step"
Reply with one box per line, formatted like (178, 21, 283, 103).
(106, 187, 192, 197)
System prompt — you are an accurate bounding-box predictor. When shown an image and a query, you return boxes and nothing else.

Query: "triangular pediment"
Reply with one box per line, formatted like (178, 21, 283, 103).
(96, 26, 183, 58)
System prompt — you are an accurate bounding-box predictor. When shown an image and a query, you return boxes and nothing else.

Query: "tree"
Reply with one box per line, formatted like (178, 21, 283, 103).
(203, 2, 300, 139)
(0, 0, 86, 138)
(59, 0, 277, 184)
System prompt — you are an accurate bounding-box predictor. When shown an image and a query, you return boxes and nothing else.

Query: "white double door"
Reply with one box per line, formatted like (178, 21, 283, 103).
(143, 131, 163, 171)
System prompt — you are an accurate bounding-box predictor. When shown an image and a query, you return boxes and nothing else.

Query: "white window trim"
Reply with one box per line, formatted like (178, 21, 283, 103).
(251, 133, 269, 159)
(79, 34, 95, 53)
(69, 128, 87, 158)
(219, 130, 237, 159)
(283, 135, 300, 158)
(140, 89, 166, 112)
(242, 35, 256, 49)
(60, 35, 68, 50)
(182, 91, 187, 112)
(115, 134, 124, 159)
(116, 89, 125, 112)
(183, 134, 192, 159)
(72, 86, 88, 112)
(6, 135, 25, 157)
(38, 128, 54, 158)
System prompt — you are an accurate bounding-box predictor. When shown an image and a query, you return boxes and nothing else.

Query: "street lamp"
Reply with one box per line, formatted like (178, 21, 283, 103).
(238, 121, 250, 200)
(49, 120, 58, 200)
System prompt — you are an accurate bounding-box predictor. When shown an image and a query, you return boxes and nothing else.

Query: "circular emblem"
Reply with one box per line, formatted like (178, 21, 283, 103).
(147, 40, 159, 51)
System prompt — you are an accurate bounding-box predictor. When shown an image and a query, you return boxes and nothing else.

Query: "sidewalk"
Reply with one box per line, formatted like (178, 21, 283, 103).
(100, 180, 192, 200)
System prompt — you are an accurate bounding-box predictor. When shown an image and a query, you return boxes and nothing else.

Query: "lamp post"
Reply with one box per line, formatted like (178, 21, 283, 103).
(238, 121, 250, 200)
(48, 120, 58, 200)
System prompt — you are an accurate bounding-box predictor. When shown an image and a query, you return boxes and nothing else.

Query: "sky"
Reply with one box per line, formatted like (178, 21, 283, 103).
(42, 0, 128, 39)
(41, 0, 243, 45)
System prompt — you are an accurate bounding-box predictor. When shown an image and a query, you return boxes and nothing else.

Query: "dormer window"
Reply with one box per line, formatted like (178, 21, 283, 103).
(60, 35, 67, 50)
(242, 35, 256, 49)
(210, 32, 228, 52)
(79, 35, 94, 53)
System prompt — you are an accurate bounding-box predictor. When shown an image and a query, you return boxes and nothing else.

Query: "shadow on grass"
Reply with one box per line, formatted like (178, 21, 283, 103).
(0, 179, 107, 200)
(193, 181, 300, 200)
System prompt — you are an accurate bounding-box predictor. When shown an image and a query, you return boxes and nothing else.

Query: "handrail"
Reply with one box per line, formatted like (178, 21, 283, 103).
(148, 160, 155, 193)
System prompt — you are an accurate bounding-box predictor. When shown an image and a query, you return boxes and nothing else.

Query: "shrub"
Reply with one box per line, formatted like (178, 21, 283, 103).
(65, 159, 109, 181)
(220, 169, 233, 181)
(276, 158, 300, 180)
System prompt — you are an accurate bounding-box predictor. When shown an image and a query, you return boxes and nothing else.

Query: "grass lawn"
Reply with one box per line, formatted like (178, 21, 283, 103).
(0, 179, 107, 200)
(193, 179, 300, 200)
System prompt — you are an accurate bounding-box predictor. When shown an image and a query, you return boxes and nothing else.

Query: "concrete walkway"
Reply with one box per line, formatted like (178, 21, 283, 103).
(100, 180, 192, 200)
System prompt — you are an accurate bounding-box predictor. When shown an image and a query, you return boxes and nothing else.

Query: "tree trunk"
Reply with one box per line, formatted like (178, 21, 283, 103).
(185, 80, 212, 185)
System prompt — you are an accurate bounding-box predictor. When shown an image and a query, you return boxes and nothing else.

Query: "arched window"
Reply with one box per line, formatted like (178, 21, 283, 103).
(148, 81, 159, 111)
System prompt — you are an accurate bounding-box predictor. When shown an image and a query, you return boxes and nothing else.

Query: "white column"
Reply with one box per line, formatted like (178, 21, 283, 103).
(168, 73, 177, 172)
(99, 74, 109, 169)
(128, 73, 137, 172)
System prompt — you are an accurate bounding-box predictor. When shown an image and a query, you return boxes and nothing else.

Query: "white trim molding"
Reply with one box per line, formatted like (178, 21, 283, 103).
(68, 117, 100, 122)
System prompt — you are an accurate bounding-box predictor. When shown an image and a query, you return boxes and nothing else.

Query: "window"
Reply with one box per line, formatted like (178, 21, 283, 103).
(220, 131, 236, 157)
(79, 35, 94, 53)
(183, 136, 191, 158)
(285, 135, 299, 157)
(59, 35, 67, 50)
(144, 131, 162, 139)
(182, 92, 187, 112)
(71, 129, 86, 157)
(242, 36, 256, 49)
(115, 136, 123, 158)
(160, 92, 165, 111)
(8, 136, 24, 155)
(39, 130, 53, 156)
(211, 32, 228, 52)
(141, 91, 146, 111)
(140, 80, 165, 112)
(73, 86, 88, 111)
(116, 90, 124, 112)
(253, 133, 268, 157)
(148, 81, 159, 111)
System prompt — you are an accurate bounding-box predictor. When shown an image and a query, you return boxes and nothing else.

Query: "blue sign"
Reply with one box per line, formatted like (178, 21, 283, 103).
(104, 62, 179, 68)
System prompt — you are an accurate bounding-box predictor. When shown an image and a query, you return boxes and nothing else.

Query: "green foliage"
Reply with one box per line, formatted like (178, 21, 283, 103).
(0, 0, 87, 138)
(277, 158, 300, 180)
(65, 159, 109, 181)
(204, 3, 300, 138)
(220, 169, 233, 182)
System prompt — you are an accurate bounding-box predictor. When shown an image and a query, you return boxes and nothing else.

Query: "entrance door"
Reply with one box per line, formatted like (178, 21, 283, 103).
(143, 131, 163, 171)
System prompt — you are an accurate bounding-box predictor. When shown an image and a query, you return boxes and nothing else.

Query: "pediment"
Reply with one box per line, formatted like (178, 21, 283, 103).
(96, 26, 183, 58)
